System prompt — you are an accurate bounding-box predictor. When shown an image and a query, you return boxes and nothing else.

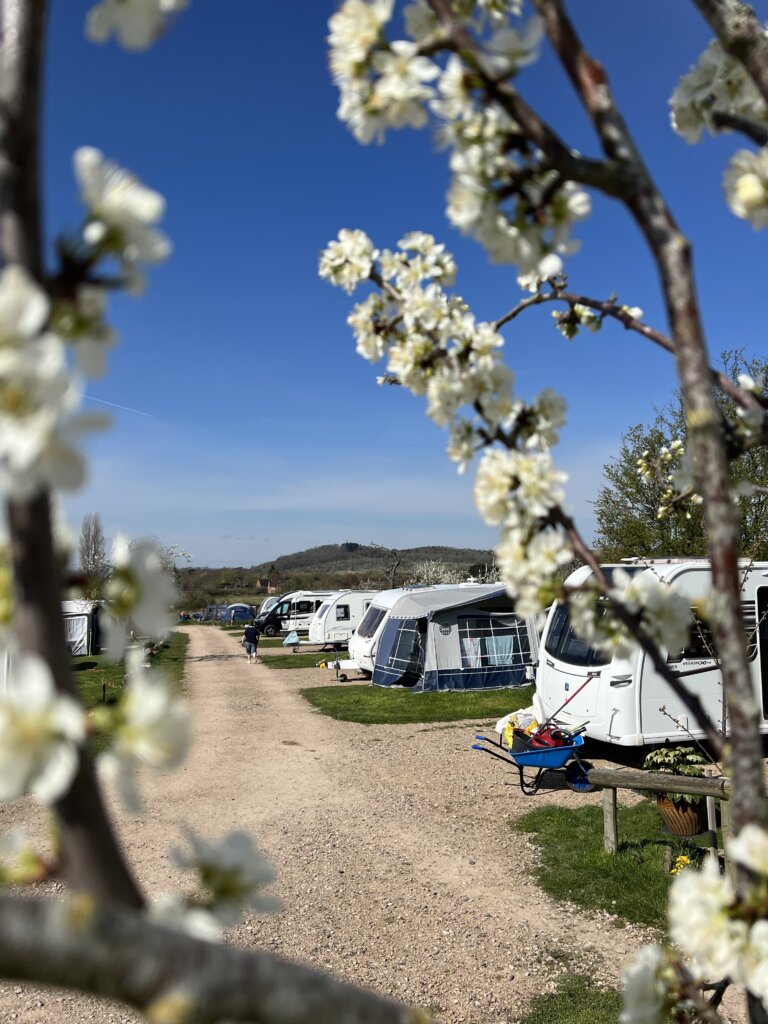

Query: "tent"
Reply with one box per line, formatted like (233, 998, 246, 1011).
(371, 585, 538, 691)
(62, 600, 103, 656)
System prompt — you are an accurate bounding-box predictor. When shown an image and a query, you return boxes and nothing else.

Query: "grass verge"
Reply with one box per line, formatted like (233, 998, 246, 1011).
(299, 683, 534, 725)
(514, 799, 712, 929)
(518, 974, 623, 1024)
(72, 631, 189, 754)
(260, 653, 327, 670)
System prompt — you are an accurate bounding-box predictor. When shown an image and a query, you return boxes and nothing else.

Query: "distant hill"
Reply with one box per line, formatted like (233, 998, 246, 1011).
(249, 542, 494, 576)
(177, 542, 496, 607)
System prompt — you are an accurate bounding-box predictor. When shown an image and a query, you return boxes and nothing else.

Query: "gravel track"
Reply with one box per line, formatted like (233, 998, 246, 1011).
(0, 625, 740, 1023)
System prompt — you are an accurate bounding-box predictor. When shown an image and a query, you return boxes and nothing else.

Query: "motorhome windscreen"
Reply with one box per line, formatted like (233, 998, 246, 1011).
(543, 603, 611, 668)
(356, 605, 387, 638)
(458, 615, 530, 668)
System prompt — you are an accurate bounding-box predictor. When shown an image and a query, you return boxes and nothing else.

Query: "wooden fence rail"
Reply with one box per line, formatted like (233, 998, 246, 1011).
(585, 768, 731, 857)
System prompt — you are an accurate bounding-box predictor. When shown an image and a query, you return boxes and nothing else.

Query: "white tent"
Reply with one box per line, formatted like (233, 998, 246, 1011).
(371, 585, 538, 691)
(62, 600, 103, 656)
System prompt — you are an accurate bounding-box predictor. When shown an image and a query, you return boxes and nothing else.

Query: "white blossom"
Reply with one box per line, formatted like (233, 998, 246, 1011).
(74, 147, 171, 274)
(328, 0, 394, 80)
(319, 229, 378, 293)
(369, 41, 440, 131)
(0, 653, 84, 803)
(0, 265, 49, 348)
(724, 148, 768, 229)
(620, 945, 674, 1024)
(670, 37, 768, 143)
(729, 823, 768, 876)
(669, 855, 746, 982)
(166, 826, 279, 932)
(104, 535, 177, 657)
(85, 0, 187, 52)
(482, 16, 543, 78)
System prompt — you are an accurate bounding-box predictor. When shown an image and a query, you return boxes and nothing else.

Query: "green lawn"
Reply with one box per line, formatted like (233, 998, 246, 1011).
(260, 653, 328, 670)
(72, 631, 189, 707)
(300, 683, 534, 725)
(514, 799, 710, 929)
(519, 974, 623, 1024)
(72, 631, 189, 754)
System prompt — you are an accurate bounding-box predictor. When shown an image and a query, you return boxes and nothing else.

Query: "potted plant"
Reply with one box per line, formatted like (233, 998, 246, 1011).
(642, 746, 709, 837)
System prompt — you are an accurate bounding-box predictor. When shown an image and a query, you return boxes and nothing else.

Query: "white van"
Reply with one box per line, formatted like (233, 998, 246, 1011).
(255, 590, 336, 636)
(308, 590, 378, 646)
(535, 559, 768, 746)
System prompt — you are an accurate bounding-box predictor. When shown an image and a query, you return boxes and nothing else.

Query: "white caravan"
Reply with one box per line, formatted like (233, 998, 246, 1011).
(307, 590, 378, 646)
(256, 590, 336, 636)
(348, 588, 416, 677)
(535, 559, 768, 747)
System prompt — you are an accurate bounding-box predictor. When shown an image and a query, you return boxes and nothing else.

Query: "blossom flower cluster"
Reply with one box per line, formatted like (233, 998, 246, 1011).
(96, 648, 190, 813)
(624, 825, 768, 1021)
(103, 534, 178, 658)
(328, 0, 592, 289)
(86, 0, 188, 52)
(0, 642, 189, 812)
(670, 32, 768, 231)
(320, 227, 574, 614)
(152, 828, 277, 940)
(0, 147, 170, 500)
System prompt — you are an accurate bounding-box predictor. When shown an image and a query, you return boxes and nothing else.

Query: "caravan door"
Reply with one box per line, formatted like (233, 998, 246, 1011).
(536, 603, 609, 726)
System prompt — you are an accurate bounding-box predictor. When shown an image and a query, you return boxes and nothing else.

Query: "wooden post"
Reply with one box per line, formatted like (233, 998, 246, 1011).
(603, 787, 618, 853)
(720, 797, 732, 876)
(706, 795, 718, 862)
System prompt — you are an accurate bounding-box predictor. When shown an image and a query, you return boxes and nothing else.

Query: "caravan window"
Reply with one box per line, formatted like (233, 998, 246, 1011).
(543, 603, 611, 668)
(357, 605, 387, 638)
(336, 604, 350, 621)
(295, 601, 314, 616)
(668, 603, 758, 664)
(459, 615, 531, 669)
(316, 603, 330, 620)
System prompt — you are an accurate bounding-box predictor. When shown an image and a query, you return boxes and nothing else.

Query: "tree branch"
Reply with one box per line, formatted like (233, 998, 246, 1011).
(494, 286, 767, 425)
(711, 110, 768, 146)
(533, 0, 765, 841)
(0, 0, 144, 908)
(692, 0, 768, 109)
(0, 895, 422, 1024)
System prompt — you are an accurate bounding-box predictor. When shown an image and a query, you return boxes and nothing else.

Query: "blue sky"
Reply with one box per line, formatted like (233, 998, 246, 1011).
(48, 1, 766, 567)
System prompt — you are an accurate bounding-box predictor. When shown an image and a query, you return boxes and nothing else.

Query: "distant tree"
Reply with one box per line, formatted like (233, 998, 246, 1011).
(593, 352, 768, 562)
(78, 513, 109, 599)
(407, 559, 464, 585)
(370, 542, 401, 588)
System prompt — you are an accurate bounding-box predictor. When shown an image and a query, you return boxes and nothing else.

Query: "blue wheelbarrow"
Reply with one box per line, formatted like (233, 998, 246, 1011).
(472, 728, 595, 796)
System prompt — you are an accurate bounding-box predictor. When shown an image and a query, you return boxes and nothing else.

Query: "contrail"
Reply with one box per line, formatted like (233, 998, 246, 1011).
(85, 395, 155, 418)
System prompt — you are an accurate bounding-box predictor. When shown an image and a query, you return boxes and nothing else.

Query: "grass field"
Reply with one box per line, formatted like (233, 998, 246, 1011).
(260, 653, 327, 670)
(299, 683, 534, 725)
(514, 798, 711, 929)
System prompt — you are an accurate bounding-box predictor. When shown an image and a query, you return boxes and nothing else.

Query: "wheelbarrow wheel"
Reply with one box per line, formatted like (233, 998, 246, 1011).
(565, 759, 595, 793)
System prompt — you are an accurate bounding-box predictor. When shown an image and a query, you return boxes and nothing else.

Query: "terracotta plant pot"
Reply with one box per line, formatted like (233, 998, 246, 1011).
(655, 794, 708, 837)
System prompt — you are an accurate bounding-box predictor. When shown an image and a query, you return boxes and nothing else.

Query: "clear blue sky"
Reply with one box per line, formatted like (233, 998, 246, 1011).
(49, 1, 766, 567)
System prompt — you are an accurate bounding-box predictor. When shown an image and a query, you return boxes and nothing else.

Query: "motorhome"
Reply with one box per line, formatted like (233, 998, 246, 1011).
(307, 590, 378, 646)
(534, 559, 768, 746)
(371, 585, 538, 691)
(255, 590, 335, 636)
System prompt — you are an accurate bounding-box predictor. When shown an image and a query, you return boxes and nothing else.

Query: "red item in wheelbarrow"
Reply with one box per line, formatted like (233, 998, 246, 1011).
(511, 725, 569, 752)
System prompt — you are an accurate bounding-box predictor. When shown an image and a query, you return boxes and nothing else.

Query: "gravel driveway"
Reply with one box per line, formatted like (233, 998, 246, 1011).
(0, 625, 685, 1023)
